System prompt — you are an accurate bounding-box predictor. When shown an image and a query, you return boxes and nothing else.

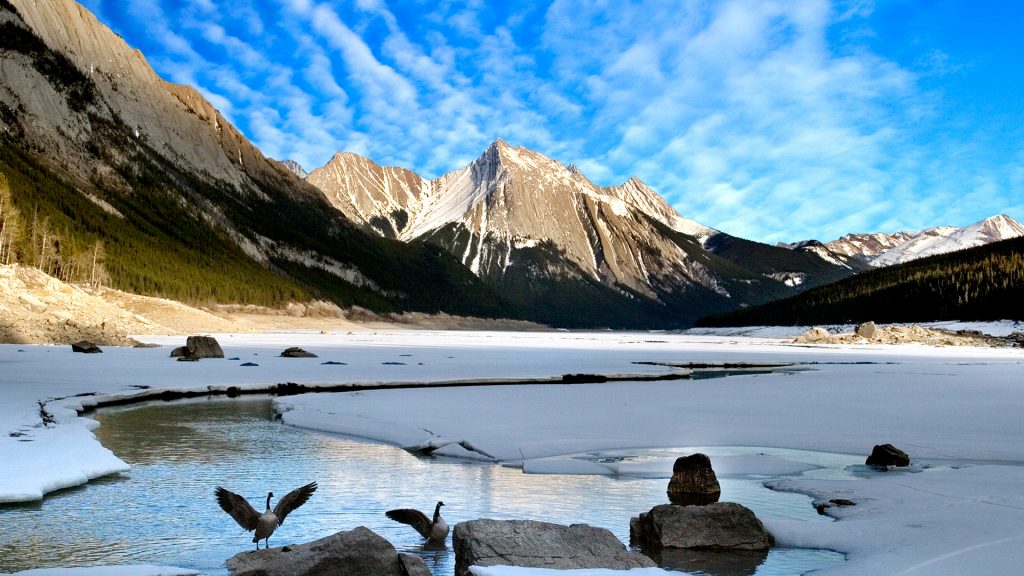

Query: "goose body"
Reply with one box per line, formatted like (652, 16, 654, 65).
(386, 500, 449, 544)
(216, 482, 317, 549)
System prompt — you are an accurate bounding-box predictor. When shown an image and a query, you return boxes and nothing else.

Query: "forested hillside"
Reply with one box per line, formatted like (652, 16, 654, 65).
(698, 237, 1024, 326)
(0, 0, 512, 318)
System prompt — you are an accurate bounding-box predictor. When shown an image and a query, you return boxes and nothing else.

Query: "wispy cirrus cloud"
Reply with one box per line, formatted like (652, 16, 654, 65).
(82, 0, 1023, 242)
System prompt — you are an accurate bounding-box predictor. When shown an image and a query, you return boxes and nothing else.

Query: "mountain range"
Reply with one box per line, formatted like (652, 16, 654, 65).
(302, 140, 862, 326)
(1, 0, 1019, 330)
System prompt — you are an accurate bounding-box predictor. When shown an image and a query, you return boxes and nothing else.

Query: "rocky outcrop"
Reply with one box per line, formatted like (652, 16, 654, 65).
(795, 324, 1000, 347)
(667, 453, 720, 506)
(630, 503, 773, 552)
(225, 526, 429, 576)
(453, 519, 655, 576)
(866, 443, 910, 467)
(171, 335, 225, 360)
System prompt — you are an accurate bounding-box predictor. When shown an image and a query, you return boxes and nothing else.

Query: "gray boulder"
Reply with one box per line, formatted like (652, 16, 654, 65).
(856, 321, 877, 339)
(170, 335, 224, 360)
(281, 347, 318, 358)
(667, 453, 720, 506)
(453, 519, 655, 576)
(630, 502, 773, 552)
(226, 526, 429, 576)
(866, 443, 910, 467)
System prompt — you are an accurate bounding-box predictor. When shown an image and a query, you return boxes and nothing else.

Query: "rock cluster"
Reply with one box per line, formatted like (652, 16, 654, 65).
(226, 527, 429, 576)
(452, 519, 655, 576)
(795, 324, 1001, 346)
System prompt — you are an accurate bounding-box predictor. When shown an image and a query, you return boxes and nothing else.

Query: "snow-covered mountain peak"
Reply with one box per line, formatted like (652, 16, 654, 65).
(823, 214, 1024, 267)
(277, 159, 309, 180)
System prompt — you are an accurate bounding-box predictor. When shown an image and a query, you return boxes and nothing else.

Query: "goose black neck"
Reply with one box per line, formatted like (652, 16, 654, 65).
(266, 493, 273, 510)
(433, 501, 444, 521)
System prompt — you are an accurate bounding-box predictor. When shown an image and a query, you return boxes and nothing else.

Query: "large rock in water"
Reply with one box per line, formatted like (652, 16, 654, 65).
(170, 335, 224, 360)
(453, 519, 656, 576)
(226, 526, 429, 576)
(630, 503, 773, 552)
(667, 453, 720, 506)
(866, 443, 910, 467)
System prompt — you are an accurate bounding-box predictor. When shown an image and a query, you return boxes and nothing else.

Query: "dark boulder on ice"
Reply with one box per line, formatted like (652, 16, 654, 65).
(856, 321, 877, 339)
(226, 526, 429, 576)
(667, 453, 721, 506)
(453, 519, 655, 576)
(866, 443, 910, 467)
(281, 346, 318, 358)
(170, 335, 224, 360)
(71, 340, 102, 353)
(630, 502, 773, 552)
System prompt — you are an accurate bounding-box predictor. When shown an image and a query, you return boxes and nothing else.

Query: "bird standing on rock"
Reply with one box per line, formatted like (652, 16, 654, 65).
(386, 500, 449, 545)
(216, 481, 318, 550)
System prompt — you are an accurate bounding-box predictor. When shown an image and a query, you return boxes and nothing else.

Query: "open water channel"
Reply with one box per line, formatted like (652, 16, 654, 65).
(0, 396, 845, 575)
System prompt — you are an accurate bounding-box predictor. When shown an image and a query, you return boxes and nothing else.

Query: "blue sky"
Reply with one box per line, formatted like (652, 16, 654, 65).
(78, 0, 1023, 244)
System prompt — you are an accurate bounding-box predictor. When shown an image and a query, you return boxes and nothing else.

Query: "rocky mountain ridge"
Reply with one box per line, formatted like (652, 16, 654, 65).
(305, 139, 859, 326)
(792, 214, 1024, 267)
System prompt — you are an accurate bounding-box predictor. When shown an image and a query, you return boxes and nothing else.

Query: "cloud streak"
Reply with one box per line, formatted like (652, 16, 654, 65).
(84, 0, 1022, 243)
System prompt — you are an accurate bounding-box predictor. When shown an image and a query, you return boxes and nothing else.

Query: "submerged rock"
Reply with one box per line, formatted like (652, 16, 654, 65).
(630, 502, 773, 552)
(226, 526, 429, 576)
(281, 346, 318, 358)
(667, 453, 720, 506)
(453, 519, 655, 576)
(866, 443, 910, 467)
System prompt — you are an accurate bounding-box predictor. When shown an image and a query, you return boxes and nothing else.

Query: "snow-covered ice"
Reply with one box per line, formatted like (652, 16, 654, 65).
(3, 329, 1024, 574)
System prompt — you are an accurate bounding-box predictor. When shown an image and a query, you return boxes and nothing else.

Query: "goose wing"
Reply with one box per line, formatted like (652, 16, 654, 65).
(273, 481, 318, 525)
(215, 486, 260, 531)
(386, 508, 432, 538)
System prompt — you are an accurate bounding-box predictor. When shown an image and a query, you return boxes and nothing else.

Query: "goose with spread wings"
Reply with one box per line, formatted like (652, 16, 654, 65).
(215, 482, 318, 549)
(386, 500, 449, 545)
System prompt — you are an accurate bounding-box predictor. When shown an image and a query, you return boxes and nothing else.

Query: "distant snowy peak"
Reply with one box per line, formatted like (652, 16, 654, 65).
(824, 214, 1024, 267)
(278, 159, 309, 180)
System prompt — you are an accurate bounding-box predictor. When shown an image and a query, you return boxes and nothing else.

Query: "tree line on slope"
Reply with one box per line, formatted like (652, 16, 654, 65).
(0, 4, 512, 318)
(697, 236, 1024, 326)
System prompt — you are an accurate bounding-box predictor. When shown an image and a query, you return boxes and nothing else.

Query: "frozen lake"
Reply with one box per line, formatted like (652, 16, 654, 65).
(0, 397, 844, 575)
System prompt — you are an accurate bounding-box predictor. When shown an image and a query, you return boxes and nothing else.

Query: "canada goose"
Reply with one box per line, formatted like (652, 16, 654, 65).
(386, 501, 449, 544)
(216, 482, 317, 549)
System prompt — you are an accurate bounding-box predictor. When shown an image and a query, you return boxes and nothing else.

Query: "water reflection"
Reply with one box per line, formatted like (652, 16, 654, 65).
(0, 397, 844, 575)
